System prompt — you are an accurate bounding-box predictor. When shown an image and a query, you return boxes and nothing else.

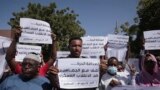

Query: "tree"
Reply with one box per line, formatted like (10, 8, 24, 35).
(114, 18, 140, 57)
(136, 0, 160, 56)
(8, 2, 85, 60)
(8, 2, 85, 51)
(137, 0, 160, 31)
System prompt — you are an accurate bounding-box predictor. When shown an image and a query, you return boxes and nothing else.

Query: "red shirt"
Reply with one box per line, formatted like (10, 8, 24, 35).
(15, 63, 49, 76)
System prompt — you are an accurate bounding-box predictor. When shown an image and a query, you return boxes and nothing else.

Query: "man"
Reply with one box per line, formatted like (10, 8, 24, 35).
(5, 27, 57, 76)
(48, 37, 102, 90)
(0, 53, 52, 90)
(67, 37, 83, 58)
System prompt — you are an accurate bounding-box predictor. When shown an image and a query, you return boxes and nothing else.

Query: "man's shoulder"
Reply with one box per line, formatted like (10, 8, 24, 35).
(2, 74, 20, 83)
(35, 76, 49, 82)
(6, 74, 19, 80)
(34, 76, 52, 89)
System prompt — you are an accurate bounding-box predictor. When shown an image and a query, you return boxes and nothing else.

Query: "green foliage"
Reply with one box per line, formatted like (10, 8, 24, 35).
(137, 0, 160, 31)
(135, 0, 160, 56)
(114, 17, 139, 36)
(113, 18, 140, 57)
(8, 2, 85, 51)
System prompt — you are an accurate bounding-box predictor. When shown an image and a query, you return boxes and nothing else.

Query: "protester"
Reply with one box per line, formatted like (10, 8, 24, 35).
(136, 53, 160, 86)
(99, 57, 136, 90)
(0, 53, 52, 90)
(99, 55, 108, 78)
(5, 27, 57, 76)
(48, 37, 102, 90)
(104, 42, 131, 77)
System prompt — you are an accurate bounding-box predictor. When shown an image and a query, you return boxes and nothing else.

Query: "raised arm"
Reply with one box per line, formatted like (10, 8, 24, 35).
(104, 42, 108, 59)
(99, 55, 108, 80)
(5, 27, 21, 72)
(46, 32, 57, 67)
(125, 43, 130, 62)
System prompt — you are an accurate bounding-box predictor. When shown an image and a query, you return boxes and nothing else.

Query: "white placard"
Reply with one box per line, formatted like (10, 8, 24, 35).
(57, 51, 70, 58)
(107, 34, 129, 62)
(81, 36, 108, 58)
(107, 34, 129, 48)
(0, 36, 11, 79)
(15, 44, 41, 62)
(107, 48, 127, 62)
(0, 36, 11, 53)
(144, 30, 160, 50)
(19, 18, 52, 44)
(19, 36, 52, 44)
(58, 58, 100, 89)
(0, 54, 6, 79)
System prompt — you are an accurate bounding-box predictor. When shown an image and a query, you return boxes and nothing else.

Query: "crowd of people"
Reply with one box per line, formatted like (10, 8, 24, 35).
(0, 27, 160, 90)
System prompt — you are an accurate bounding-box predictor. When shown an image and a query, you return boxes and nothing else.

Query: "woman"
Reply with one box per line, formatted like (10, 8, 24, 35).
(136, 53, 160, 86)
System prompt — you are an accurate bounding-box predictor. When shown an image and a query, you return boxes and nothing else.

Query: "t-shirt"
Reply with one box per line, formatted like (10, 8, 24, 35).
(15, 63, 49, 76)
(0, 74, 52, 90)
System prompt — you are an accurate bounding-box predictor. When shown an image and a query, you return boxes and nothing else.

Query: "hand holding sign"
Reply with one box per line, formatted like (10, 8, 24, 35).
(48, 66, 59, 75)
(51, 32, 57, 41)
(12, 26, 22, 42)
(104, 42, 108, 51)
(100, 55, 108, 75)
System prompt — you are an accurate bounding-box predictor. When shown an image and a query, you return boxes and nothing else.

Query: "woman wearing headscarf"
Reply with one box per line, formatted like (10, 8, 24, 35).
(136, 53, 160, 86)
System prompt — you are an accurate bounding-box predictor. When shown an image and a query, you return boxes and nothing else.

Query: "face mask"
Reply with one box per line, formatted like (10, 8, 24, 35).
(107, 66, 117, 75)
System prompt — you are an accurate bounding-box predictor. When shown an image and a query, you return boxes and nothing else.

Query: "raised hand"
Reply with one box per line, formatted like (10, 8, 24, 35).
(51, 32, 56, 41)
(100, 55, 108, 76)
(12, 26, 22, 41)
(127, 64, 136, 76)
(104, 42, 108, 51)
(48, 66, 59, 75)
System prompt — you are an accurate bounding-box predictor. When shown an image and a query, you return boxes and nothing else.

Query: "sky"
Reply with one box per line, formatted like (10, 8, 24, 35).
(0, 0, 139, 36)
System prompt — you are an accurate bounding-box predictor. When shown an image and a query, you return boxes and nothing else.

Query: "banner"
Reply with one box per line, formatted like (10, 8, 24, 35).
(58, 58, 99, 89)
(19, 18, 52, 44)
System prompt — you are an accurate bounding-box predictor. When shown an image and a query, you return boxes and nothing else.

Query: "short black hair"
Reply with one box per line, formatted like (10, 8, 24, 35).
(69, 37, 82, 45)
(108, 57, 118, 64)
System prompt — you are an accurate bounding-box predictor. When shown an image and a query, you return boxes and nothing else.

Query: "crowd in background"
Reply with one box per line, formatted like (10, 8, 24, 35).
(0, 27, 160, 90)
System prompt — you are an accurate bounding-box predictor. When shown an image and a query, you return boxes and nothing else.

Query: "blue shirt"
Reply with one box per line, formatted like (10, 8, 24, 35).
(0, 74, 51, 90)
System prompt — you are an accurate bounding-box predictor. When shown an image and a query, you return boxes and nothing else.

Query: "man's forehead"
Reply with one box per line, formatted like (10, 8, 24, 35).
(23, 58, 38, 63)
